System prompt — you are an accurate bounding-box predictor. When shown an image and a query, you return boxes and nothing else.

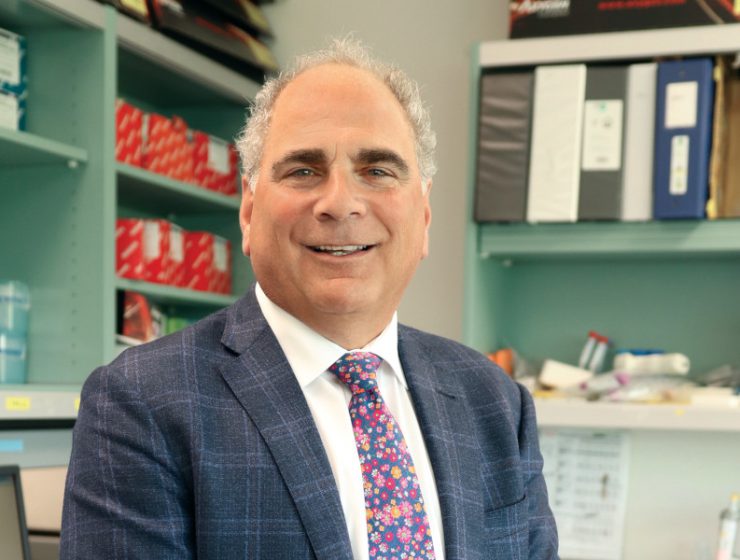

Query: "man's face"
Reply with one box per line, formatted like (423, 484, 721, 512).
(240, 63, 432, 341)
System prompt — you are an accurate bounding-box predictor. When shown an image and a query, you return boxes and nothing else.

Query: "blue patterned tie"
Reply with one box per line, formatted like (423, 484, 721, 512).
(329, 352, 436, 559)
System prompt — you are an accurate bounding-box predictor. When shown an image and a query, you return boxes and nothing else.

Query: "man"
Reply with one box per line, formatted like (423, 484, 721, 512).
(61, 39, 558, 559)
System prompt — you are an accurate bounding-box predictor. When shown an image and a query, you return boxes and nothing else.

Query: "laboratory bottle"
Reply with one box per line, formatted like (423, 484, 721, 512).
(716, 493, 740, 560)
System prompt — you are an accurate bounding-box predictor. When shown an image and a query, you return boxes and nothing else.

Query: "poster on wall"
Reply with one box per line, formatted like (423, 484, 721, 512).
(540, 429, 631, 560)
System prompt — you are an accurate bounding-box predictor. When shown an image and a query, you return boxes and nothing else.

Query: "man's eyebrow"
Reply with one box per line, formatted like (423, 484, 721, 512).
(271, 149, 327, 176)
(354, 149, 410, 176)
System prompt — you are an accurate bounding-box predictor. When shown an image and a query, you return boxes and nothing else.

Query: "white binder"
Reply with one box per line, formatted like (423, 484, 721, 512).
(526, 64, 587, 223)
(621, 62, 657, 221)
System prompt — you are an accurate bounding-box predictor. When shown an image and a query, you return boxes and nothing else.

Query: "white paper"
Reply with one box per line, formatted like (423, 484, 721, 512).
(540, 429, 630, 560)
(582, 100, 623, 171)
(208, 136, 229, 174)
(169, 227, 183, 263)
(0, 32, 20, 85)
(213, 238, 227, 272)
(665, 81, 698, 129)
(143, 221, 161, 260)
(669, 134, 690, 195)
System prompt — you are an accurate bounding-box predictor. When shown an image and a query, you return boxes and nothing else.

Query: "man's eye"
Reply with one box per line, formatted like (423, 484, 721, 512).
(367, 168, 391, 177)
(289, 168, 315, 177)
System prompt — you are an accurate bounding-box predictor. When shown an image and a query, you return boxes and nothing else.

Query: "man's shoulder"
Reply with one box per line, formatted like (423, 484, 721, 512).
(90, 305, 234, 396)
(398, 324, 511, 382)
(398, 324, 490, 365)
(117, 305, 231, 363)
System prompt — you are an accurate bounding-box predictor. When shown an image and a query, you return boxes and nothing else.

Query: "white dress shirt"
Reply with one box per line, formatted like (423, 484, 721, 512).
(255, 284, 445, 560)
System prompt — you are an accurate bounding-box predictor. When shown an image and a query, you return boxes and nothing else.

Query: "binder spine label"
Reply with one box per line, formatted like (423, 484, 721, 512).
(582, 99, 623, 171)
(670, 135, 690, 195)
(665, 81, 698, 128)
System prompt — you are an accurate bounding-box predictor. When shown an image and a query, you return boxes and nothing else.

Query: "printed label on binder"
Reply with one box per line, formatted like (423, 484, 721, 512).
(582, 99, 623, 171)
(670, 135, 690, 195)
(665, 81, 698, 129)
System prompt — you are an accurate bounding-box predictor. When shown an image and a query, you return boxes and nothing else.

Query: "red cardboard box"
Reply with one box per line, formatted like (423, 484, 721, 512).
(115, 99, 143, 167)
(142, 113, 193, 182)
(184, 231, 214, 292)
(509, 0, 740, 39)
(193, 131, 239, 196)
(212, 235, 232, 295)
(116, 218, 171, 284)
(171, 116, 195, 184)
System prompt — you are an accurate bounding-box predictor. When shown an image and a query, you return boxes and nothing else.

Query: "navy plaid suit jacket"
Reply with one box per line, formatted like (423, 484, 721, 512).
(61, 286, 558, 559)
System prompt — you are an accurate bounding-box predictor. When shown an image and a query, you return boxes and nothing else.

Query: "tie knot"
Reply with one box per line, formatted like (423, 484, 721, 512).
(329, 352, 381, 394)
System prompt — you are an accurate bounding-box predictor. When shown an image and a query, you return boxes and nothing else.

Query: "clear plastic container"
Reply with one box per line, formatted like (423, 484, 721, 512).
(0, 334, 27, 384)
(0, 280, 31, 336)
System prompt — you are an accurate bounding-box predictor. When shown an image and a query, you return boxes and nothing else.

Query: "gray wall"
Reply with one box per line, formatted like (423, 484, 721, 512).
(261, 0, 509, 342)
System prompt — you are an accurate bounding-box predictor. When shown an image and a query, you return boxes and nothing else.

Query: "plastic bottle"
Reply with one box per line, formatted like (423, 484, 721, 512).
(716, 493, 740, 560)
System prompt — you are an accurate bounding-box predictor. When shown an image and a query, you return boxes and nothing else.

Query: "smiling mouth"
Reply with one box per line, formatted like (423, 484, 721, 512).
(309, 244, 373, 256)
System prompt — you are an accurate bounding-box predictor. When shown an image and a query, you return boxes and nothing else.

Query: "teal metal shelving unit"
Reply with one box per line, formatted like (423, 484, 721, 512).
(0, 0, 258, 393)
(465, 31, 740, 380)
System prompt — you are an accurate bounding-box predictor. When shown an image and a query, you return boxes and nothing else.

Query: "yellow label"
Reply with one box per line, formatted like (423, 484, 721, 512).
(74, 397, 81, 412)
(120, 0, 148, 17)
(6, 396, 31, 411)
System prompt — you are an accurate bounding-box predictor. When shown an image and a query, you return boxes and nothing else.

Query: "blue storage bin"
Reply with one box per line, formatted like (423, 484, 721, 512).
(0, 280, 30, 336)
(0, 334, 26, 384)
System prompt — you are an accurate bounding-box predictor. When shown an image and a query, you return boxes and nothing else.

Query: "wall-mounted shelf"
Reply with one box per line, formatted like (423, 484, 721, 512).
(480, 23, 740, 68)
(116, 163, 240, 214)
(0, 0, 104, 31)
(116, 12, 260, 106)
(535, 399, 740, 433)
(479, 220, 740, 260)
(0, 387, 80, 421)
(0, 128, 88, 167)
(116, 277, 239, 307)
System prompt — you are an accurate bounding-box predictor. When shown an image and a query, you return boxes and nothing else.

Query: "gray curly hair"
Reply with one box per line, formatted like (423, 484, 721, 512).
(236, 37, 437, 191)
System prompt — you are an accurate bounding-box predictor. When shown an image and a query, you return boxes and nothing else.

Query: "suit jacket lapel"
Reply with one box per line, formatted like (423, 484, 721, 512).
(219, 290, 352, 560)
(398, 327, 485, 560)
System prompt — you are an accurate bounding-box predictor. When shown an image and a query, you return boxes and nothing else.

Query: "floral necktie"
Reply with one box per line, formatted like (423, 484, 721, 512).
(329, 351, 436, 559)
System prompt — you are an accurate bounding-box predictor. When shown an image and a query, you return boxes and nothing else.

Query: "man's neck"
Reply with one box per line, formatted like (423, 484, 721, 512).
(255, 284, 394, 350)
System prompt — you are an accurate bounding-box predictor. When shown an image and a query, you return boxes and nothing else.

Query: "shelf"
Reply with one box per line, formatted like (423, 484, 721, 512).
(0, 0, 104, 30)
(116, 163, 240, 214)
(0, 386, 80, 421)
(116, 277, 239, 307)
(116, 13, 261, 106)
(535, 398, 740, 433)
(478, 220, 740, 261)
(0, 128, 88, 167)
(480, 22, 740, 68)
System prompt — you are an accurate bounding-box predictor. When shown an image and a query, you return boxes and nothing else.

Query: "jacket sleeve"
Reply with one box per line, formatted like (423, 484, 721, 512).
(517, 382, 560, 559)
(60, 363, 194, 560)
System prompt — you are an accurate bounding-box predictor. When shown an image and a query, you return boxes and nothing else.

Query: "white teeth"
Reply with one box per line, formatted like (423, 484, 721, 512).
(312, 245, 369, 256)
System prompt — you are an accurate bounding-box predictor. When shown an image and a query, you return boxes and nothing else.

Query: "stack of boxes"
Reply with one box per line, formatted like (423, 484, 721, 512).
(0, 27, 27, 131)
(116, 218, 232, 295)
(115, 99, 240, 196)
(114, 100, 237, 295)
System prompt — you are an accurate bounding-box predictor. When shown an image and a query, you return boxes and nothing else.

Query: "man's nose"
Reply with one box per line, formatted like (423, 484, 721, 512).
(312, 170, 367, 221)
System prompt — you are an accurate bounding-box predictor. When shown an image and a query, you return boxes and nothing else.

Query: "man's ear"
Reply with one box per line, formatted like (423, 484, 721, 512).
(239, 176, 254, 257)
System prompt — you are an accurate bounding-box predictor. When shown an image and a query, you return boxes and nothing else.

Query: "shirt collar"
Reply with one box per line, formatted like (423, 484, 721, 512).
(255, 283, 407, 390)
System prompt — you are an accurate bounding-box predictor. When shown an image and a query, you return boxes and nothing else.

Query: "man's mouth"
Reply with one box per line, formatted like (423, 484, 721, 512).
(309, 244, 373, 256)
